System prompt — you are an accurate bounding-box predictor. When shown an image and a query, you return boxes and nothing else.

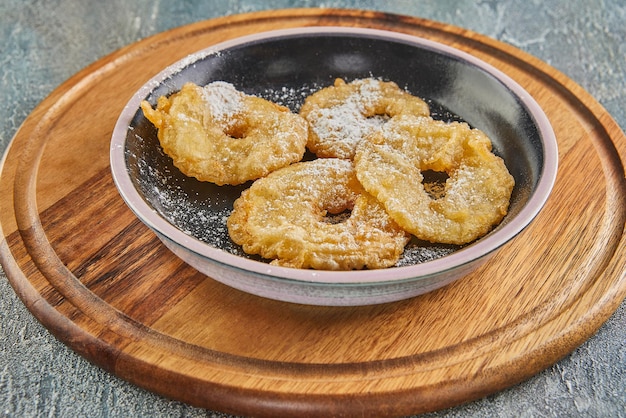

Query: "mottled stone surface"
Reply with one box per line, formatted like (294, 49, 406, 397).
(1, 1, 624, 417)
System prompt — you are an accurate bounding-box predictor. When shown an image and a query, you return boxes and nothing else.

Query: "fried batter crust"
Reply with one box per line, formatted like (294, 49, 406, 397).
(354, 115, 515, 245)
(299, 78, 430, 159)
(227, 158, 410, 270)
(141, 82, 308, 185)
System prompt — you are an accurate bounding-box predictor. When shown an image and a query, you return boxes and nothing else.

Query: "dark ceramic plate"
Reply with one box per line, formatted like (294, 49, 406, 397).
(111, 27, 557, 306)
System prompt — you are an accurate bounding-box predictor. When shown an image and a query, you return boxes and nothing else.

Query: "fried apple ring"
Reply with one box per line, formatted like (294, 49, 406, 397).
(227, 158, 410, 270)
(140, 81, 308, 185)
(354, 115, 515, 245)
(299, 78, 430, 159)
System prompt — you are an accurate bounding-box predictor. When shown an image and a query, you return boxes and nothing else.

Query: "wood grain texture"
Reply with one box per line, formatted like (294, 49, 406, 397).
(0, 8, 624, 418)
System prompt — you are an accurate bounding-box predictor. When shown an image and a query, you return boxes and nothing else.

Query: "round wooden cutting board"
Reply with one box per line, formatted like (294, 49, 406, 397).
(1, 9, 625, 418)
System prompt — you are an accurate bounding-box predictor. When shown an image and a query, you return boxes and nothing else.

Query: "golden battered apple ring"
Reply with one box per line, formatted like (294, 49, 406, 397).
(298, 78, 430, 159)
(140, 81, 308, 185)
(354, 115, 515, 245)
(227, 158, 410, 270)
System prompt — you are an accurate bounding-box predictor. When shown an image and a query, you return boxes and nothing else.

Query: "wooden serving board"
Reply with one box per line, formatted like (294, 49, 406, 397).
(1, 9, 625, 418)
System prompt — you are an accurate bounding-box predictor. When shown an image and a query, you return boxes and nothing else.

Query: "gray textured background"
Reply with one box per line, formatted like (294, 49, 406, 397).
(1, 1, 624, 417)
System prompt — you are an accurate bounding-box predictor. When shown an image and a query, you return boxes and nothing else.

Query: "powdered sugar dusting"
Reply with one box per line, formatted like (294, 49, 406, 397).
(201, 81, 244, 122)
(307, 79, 386, 157)
(261, 83, 320, 111)
(397, 239, 460, 266)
